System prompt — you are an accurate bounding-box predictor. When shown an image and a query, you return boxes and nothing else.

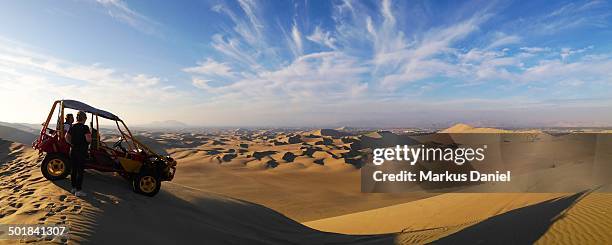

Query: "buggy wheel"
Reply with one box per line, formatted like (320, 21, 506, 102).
(41, 154, 71, 180)
(132, 171, 161, 197)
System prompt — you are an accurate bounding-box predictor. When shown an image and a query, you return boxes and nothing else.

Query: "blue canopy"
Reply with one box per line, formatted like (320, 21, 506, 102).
(61, 100, 121, 121)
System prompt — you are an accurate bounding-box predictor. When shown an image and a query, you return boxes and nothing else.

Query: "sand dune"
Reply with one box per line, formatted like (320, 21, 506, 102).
(309, 129, 353, 138)
(306, 191, 611, 244)
(0, 125, 38, 145)
(173, 152, 431, 221)
(440, 123, 549, 134)
(440, 123, 512, 133)
(2, 125, 611, 244)
(305, 193, 565, 234)
(0, 141, 393, 244)
(0, 122, 39, 134)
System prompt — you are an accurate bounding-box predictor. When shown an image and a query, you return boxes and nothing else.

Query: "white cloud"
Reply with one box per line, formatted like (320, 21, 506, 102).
(290, 22, 303, 57)
(237, 0, 264, 40)
(187, 51, 368, 103)
(529, 0, 609, 34)
(381, 0, 396, 25)
(487, 32, 521, 49)
(375, 13, 489, 89)
(307, 26, 336, 49)
(369, 0, 409, 68)
(520, 55, 612, 84)
(95, 0, 160, 35)
(132, 74, 161, 87)
(0, 38, 188, 124)
(210, 34, 260, 70)
(191, 78, 215, 91)
(210, 0, 284, 73)
(560, 46, 593, 60)
(179, 0, 612, 126)
(183, 58, 235, 77)
(559, 79, 585, 87)
(212, 0, 264, 48)
(520, 47, 550, 53)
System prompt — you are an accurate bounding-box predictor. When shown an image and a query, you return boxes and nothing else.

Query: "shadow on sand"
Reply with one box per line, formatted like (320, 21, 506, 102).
(51, 170, 395, 244)
(432, 190, 590, 244)
(51, 168, 591, 245)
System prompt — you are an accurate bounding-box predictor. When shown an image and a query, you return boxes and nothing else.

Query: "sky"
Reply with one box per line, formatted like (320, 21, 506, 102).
(0, 0, 611, 127)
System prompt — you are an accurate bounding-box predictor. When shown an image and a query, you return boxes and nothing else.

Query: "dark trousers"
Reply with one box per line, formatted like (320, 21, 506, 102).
(70, 149, 86, 190)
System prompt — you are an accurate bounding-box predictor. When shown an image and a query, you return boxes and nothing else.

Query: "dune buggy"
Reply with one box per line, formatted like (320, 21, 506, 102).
(32, 100, 176, 196)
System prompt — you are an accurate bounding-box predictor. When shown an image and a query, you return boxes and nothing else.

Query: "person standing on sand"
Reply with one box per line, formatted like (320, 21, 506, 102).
(65, 111, 91, 197)
(64, 113, 74, 132)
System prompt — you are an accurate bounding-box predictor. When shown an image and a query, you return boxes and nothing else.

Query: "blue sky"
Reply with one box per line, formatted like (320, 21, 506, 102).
(0, 0, 611, 127)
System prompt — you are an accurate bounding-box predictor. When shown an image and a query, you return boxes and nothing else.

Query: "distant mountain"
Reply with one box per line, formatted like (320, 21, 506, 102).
(0, 121, 40, 134)
(0, 124, 38, 145)
(135, 120, 190, 129)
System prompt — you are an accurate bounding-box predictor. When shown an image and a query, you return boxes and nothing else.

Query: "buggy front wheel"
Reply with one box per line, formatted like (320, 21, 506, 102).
(132, 171, 161, 197)
(41, 154, 71, 180)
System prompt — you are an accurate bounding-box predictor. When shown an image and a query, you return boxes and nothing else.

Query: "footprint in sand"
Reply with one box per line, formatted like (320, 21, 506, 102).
(44, 203, 56, 210)
(29, 176, 44, 182)
(23, 209, 39, 215)
(17, 174, 31, 180)
(52, 237, 68, 244)
(8, 202, 23, 208)
(22, 236, 42, 243)
(21, 190, 34, 196)
(54, 205, 68, 212)
(71, 205, 82, 214)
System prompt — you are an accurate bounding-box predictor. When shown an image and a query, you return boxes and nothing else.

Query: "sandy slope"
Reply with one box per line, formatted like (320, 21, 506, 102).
(173, 157, 432, 222)
(534, 192, 612, 244)
(0, 125, 37, 145)
(0, 140, 393, 244)
(305, 193, 565, 234)
(305, 191, 612, 244)
(163, 129, 434, 222)
(0, 140, 79, 244)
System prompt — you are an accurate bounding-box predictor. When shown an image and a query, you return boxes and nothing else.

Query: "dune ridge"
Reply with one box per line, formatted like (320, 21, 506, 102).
(305, 191, 611, 244)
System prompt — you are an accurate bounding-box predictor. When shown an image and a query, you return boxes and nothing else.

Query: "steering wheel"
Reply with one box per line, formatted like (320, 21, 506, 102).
(113, 137, 127, 153)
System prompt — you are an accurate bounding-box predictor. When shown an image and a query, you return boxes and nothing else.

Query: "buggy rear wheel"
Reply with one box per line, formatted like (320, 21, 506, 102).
(132, 171, 161, 197)
(41, 154, 71, 180)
